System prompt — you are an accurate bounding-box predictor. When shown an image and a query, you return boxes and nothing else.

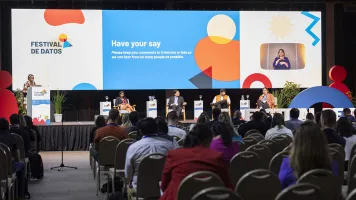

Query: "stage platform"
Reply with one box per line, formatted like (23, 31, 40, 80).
(37, 120, 194, 151)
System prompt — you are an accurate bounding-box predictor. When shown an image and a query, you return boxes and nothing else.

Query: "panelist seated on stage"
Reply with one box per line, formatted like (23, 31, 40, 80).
(211, 89, 231, 109)
(115, 91, 134, 112)
(257, 87, 275, 109)
(167, 90, 186, 117)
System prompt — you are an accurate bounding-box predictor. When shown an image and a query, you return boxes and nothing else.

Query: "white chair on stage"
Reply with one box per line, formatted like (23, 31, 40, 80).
(166, 98, 186, 121)
(113, 98, 135, 115)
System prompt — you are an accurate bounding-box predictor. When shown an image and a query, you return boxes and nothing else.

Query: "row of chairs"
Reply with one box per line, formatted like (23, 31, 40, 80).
(0, 133, 29, 200)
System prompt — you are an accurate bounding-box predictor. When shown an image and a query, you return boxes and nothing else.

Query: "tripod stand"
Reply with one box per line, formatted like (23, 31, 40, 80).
(51, 111, 78, 171)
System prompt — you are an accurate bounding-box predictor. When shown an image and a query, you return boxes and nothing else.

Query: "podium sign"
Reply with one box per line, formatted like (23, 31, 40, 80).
(146, 101, 157, 118)
(100, 102, 111, 115)
(240, 100, 250, 120)
(194, 100, 204, 120)
(27, 87, 50, 125)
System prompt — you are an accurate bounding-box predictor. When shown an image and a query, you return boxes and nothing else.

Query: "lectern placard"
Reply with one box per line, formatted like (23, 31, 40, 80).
(27, 87, 50, 125)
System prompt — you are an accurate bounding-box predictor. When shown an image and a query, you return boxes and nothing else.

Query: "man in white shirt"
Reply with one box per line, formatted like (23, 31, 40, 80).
(125, 118, 178, 199)
(211, 89, 231, 109)
(167, 111, 186, 139)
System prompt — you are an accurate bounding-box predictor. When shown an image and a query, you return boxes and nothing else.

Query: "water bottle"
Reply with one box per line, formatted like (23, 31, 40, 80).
(241, 95, 245, 100)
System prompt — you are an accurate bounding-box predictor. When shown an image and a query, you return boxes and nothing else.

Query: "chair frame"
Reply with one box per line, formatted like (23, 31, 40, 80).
(192, 186, 243, 200)
(113, 98, 136, 115)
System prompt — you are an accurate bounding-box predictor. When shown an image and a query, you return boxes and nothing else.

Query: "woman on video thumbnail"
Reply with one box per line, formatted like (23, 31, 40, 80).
(273, 49, 291, 70)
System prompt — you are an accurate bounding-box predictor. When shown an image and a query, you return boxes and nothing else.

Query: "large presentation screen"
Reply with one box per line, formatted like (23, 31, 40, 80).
(12, 9, 322, 90)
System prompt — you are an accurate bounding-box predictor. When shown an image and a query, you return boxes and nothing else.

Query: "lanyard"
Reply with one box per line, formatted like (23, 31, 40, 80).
(106, 123, 118, 127)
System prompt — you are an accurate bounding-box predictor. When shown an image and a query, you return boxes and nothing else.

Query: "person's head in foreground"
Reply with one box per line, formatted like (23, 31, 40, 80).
(129, 111, 139, 125)
(155, 116, 168, 134)
(9, 114, 21, 125)
(321, 110, 337, 129)
(262, 87, 269, 95)
(252, 111, 264, 122)
(336, 117, 354, 138)
(197, 112, 209, 125)
(0, 118, 9, 133)
(121, 113, 131, 127)
(306, 113, 315, 121)
(343, 108, 352, 116)
(278, 49, 285, 58)
(119, 91, 125, 98)
(184, 124, 213, 148)
(220, 88, 226, 96)
(24, 115, 34, 128)
(218, 112, 234, 127)
(233, 110, 242, 119)
(173, 90, 180, 97)
(28, 74, 34, 82)
(315, 112, 321, 127)
(167, 111, 179, 125)
(290, 121, 332, 178)
(211, 122, 233, 147)
(108, 109, 120, 124)
(95, 115, 106, 128)
(138, 117, 158, 136)
(212, 107, 221, 120)
(290, 108, 300, 120)
(271, 113, 285, 129)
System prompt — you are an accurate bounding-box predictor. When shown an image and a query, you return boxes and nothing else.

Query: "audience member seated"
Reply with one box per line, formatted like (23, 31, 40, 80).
(189, 112, 209, 131)
(285, 108, 303, 131)
(89, 115, 106, 144)
(125, 111, 140, 138)
(167, 111, 186, 139)
(321, 110, 346, 147)
(265, 113, 293, 140)
(218, 112, 243, 142)
(232, 110, 246, 126)
(155, 117, 179, 148)
(262, 112, 273, 131)
(238, 111, 266, 137)
(125, 118, 178, 199)
(121, 113, 131, 128)
(337, 117, 356, 164)
(0, 118, 26, 199)
(315, 112, 321, 127)
(9, 114, 31, 157)
(160, 124, 232, 200)
(306, 113, 315, 122)
(207, 107, 221, 128)
(90, 109, 128, 162)
(279, 121, 338, 189)
(344, 108, 356, 122)
(24, 115, 42, 153)
(210, 122, 240, 165)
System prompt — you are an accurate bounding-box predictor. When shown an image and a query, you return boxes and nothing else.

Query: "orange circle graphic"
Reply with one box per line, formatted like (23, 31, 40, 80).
(194, 37, 240, 81)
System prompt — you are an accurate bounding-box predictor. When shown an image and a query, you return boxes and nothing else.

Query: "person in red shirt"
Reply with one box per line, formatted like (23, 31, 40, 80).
(160, 124, 232, 200)
(90, 109, 128, 161)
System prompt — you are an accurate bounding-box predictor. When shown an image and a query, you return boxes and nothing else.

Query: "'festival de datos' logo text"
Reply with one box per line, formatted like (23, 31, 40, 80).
(30, 33, 72, 55)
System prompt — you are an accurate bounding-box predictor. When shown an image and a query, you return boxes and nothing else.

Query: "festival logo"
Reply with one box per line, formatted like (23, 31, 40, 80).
(30, 33, 73, 55)
(40, 89, 47, 95)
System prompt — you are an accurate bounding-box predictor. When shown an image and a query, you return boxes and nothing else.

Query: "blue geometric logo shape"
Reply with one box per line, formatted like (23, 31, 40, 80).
(72, 83, 97, 90)
(63, 41, 72, 48)
(289, 86, 354, 108)
(301, 11, 321, 46)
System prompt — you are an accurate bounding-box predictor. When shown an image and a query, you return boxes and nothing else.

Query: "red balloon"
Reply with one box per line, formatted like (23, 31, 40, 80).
(0, 89, 18, 121)
(0, 70, 12, 89)
(329, 65, 347, 82)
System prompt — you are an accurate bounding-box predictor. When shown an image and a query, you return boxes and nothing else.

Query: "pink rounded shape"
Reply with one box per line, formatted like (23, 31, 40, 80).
(0, 89, 19, 121)
(0, 70, 12, 89)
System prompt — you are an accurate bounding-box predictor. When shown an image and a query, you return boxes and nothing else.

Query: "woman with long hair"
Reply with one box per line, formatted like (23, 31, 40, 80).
(337, 117, 356, 163)
(218, 112, 243, 142)
(115, 91, 134, 112)
(210, 122, 240, 164)
(265, 113, 293, 140)
(189, 112, 209, 131)
(273, 49, 291, 70)
(121, 113, 131, 128)
(160, 124, 232, 200)
(24, 115, 42, 153)
(89, 115, 106, 144)
(279, 121, 338, 188)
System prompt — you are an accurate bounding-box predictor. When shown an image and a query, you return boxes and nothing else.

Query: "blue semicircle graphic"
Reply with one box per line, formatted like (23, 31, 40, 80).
(72, 83, 97, 90)
(289, 86, 354, 108)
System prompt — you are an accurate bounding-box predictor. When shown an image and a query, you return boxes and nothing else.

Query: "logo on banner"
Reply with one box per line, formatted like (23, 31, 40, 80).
(30, 33, 73, 55)
(40, 89, 47, 95)
(195, 102, 202, 106)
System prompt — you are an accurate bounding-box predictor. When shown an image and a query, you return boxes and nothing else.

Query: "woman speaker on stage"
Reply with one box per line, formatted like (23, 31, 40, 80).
(115, 91, 134, 112)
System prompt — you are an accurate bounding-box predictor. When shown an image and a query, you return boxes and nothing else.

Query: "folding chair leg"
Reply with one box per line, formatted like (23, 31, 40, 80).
(96, 165, 100, 196)
(93, 161, 96, 179)
(112, 173, 115, 196)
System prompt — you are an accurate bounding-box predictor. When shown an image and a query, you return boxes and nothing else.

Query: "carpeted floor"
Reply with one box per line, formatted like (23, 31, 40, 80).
(28, 151, 106, 200)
